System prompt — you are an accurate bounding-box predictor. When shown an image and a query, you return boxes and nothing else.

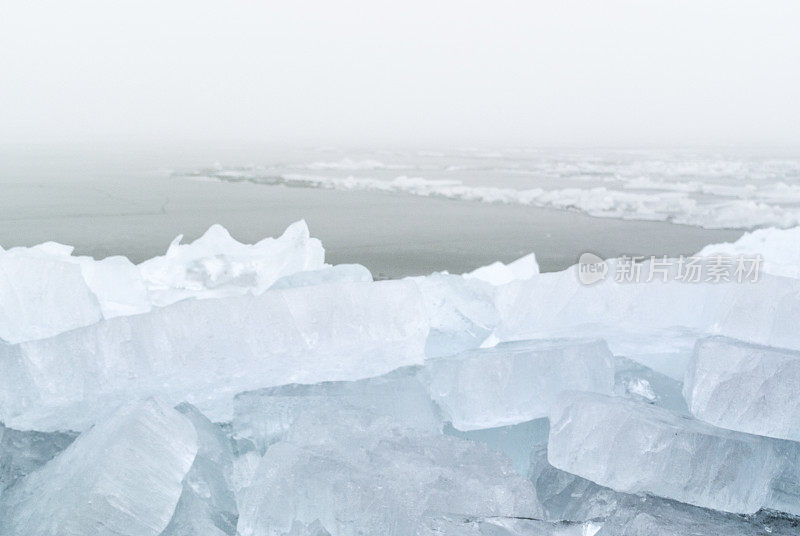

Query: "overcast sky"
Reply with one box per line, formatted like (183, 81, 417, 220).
(1, 1, 798, 147)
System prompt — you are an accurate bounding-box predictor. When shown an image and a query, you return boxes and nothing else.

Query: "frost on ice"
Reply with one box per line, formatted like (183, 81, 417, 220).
(2, 223, 800, 534)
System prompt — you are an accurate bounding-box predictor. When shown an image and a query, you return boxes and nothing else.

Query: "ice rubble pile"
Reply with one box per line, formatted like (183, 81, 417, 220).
(1, 224, 800, 535)
(0, 221, 326, 344)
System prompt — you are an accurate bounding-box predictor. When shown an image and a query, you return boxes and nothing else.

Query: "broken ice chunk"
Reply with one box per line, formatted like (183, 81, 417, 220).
(139, 221, 324, 306)
(0, 242, 150, 343)
(684, 336, 800, 440)
(601, 327, 700, 381)
(268, 263, 372, 290)
(0, 221, 330, 342)
(410, 272, 500, 358)
(548, 391, 800, 515)
(613, 356, 689, 415)
(0, 398, 197, 536)
(712, 275, 800, 350)
(0, 424, 76, 495)
(596, 501, 800, 536)
(531, 444, 799, 535)
(75, 254, 151, 318)
(230, 450, 262, 494)
(236, 409, 542, 536)
(0, 251, 102, 344)
(161, 403, 238, 536)
(444, 418, 549, 476)
(494, 266, 800, 356)
(530, 441, 800, 534)
(493, 266, 728, 341)
(423, 339, 614, 430)
(696, 226, 800, 279)
(463, 252, 539, 286)
(417, 514, 600, 536)
(0, 279, 427, 431)
(529, 443, 621, 522)
(232, 366, 441, 453)
(282, 521, 331, 536)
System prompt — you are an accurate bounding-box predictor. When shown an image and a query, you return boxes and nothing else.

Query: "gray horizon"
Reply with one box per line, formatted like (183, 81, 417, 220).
(1, 1, 799, 147)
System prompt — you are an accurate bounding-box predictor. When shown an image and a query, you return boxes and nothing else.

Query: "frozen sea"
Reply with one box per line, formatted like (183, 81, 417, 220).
(3, 143, 798, 275)
(4, 143, 800, 535)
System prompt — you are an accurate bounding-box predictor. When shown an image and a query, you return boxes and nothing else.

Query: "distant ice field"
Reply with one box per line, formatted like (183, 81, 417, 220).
(184, 146, 800, 230)
(0, 143, 772, 276)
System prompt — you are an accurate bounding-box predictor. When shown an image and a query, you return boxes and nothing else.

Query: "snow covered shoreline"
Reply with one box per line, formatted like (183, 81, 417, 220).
(1, 222, 800, 534)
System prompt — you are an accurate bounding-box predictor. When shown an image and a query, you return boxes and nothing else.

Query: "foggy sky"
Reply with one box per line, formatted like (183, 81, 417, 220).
(1, 1, 798, 147)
